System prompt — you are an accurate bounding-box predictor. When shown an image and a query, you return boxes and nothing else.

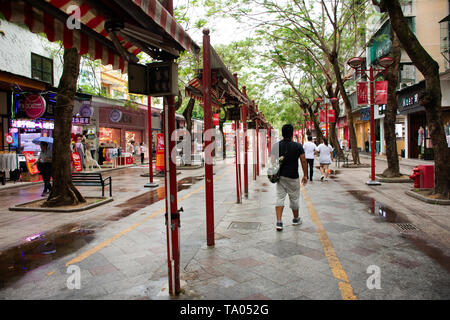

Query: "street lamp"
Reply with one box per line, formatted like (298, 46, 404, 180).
(347, 56, 394, 186)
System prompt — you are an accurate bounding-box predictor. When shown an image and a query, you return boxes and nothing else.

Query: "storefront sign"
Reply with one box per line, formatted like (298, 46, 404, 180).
(5, 133, 13, 144)
(155, 133, 165, 171)
(360, 107, 371, 121)
(72, 117, 90, 125)
(79, 103, 94, 117)
(24, 151, 39, 174)
(109, 109, 123, 122)
(375, 81, 388, 105)
(24, 94, 46, 119)
(397, 81, 425, 114)
(357, 82, 369, 105)
(71, 152, 83, 172)
(328, 109, 336, 123)
(11, 119, 54, 130)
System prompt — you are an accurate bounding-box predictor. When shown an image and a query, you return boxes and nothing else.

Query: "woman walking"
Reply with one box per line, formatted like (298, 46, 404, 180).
(315, 138, 333, 181)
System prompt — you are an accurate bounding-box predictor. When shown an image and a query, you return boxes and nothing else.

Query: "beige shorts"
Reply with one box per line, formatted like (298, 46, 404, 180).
(276, 176, 300, 210)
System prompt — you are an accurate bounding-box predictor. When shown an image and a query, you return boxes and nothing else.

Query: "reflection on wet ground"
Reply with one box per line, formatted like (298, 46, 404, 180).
(344, 189, 450, 274)
(0, 223, 95, 289)
(0, 175, 205, 289)
(345, 189, 408, 223)
(109, 176, 204, 221)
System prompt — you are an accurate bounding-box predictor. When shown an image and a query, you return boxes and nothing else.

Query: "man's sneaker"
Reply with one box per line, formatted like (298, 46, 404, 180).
(276, 222, 283, 231)
(320, 175, 324, 181)
(292, 217, 302, 225)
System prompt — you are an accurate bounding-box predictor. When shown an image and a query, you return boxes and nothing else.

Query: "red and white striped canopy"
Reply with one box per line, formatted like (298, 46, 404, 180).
(0, 0, 200, 73)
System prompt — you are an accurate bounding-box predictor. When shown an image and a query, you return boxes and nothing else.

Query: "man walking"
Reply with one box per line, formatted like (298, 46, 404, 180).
(37, 141, 52, 197)
(271, 124, 308, 231)
(303, 136, 316, 181)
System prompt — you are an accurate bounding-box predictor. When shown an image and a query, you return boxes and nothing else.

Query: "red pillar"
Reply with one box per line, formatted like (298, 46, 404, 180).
(203, 29, 215, 246)
(256, 105, 260, 177)
(162, 0, 180, 296)
(369, 67, 376, 183)
(145, 97, 158, 187)
(242, 86, 249, 198)
(233, 73, 242, 203)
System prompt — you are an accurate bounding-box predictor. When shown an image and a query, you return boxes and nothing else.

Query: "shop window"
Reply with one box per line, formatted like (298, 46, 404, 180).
(31, 53, 53, 85)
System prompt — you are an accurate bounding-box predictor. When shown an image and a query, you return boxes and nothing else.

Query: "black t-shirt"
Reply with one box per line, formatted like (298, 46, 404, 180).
(271, 140, 305, 179)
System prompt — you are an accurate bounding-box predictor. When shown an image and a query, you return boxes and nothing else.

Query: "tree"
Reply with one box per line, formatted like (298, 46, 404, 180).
(381, 26, 402, 178)
(43, 48, 85, 207)
(373, 0, 449, 198)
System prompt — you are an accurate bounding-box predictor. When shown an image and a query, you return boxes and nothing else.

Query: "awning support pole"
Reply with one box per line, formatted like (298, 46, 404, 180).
(203, 29, 215, 246)
(242, 87, 249, 198)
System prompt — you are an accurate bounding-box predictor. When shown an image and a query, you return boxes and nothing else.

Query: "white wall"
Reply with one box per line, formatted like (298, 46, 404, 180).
(0, 19, 63, 86)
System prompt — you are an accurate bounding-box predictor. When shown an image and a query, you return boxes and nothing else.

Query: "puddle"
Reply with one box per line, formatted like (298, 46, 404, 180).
(345, 190, 408, 223)
(0, 223, 96, 289)
(109, 176, 204, 221)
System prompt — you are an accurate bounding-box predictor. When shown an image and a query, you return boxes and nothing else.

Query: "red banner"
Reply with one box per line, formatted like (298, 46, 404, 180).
(319, 110, 325, 122)
(213, 113, 219, 126)
(375, 81, 388, 105)
(71, 152, 83, 172)
(155, 133, 165, 171)
(328, 109, 335, 123)
(357, 82, 368, 105)
(24, 151, 39, 175)
(305, 121, 310, 130)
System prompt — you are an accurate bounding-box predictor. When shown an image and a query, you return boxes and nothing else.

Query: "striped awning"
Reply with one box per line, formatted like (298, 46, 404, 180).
(185, 78, 223, 111)
(132, 0, 200, 57)
(0, 0, 200, 73)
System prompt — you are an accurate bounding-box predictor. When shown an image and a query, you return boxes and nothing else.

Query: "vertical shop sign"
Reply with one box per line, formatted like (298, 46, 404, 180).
(71, 152, 83, 172)
(213, 114, 219, 126)
(155, 133, 165, 171)
(357, 82, 369, 105)
(24, 151, 39, 174)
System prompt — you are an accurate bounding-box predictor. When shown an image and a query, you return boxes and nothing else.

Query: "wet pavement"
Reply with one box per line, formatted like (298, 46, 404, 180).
(0, 158, 448, 300)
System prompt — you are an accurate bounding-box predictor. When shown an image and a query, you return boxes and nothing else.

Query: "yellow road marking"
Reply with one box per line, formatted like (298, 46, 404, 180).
(301, 185, 358, 300)
(63, 171, 227, 268)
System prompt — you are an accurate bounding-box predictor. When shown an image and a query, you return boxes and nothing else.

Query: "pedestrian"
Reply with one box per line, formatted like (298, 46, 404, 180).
(315, 137, 333, 181)
(37, 141, 52, 197)
(303, 135, 316, 181)
(271, 124, 308, 231)
(139, 142, 145, 164)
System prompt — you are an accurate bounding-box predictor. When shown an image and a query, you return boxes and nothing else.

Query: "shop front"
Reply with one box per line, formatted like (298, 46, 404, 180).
(352, 109, 370, 152)
(336, 116, 349, 149)
(98, 101, 148, 165)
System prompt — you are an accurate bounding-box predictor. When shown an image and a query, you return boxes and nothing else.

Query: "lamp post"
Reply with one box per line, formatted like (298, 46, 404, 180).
(347, 56, 394, 186)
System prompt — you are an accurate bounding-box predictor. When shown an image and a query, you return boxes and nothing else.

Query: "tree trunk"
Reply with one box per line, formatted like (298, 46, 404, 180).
(330, 53, 360, 164)
(380, 0, 449, 198)
(382, 27, 401, 178)
(325, 84, 344, 157)
(182, 98, 195, 165)
(43, 48, 85, 207)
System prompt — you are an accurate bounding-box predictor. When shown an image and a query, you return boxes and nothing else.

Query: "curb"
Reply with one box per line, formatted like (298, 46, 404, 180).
(9, 197, 114, 212)
(375, 174, 411, 183)
(405, 189, 450, 205)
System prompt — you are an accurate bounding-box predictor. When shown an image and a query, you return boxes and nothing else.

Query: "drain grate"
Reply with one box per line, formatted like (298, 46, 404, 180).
(228, 221, 261, 231)
(393, 223, 420, 232)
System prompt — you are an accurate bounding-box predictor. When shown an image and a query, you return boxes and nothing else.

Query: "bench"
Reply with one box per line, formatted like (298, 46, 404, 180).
(335, 152, 349, 168)
(72, 172, 112, 197)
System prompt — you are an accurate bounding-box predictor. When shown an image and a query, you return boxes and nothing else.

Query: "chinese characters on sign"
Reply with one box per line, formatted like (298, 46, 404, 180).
(374, 81, 388, 105)
(357, 82, 368, 105)
(155, 133, 165, 171)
